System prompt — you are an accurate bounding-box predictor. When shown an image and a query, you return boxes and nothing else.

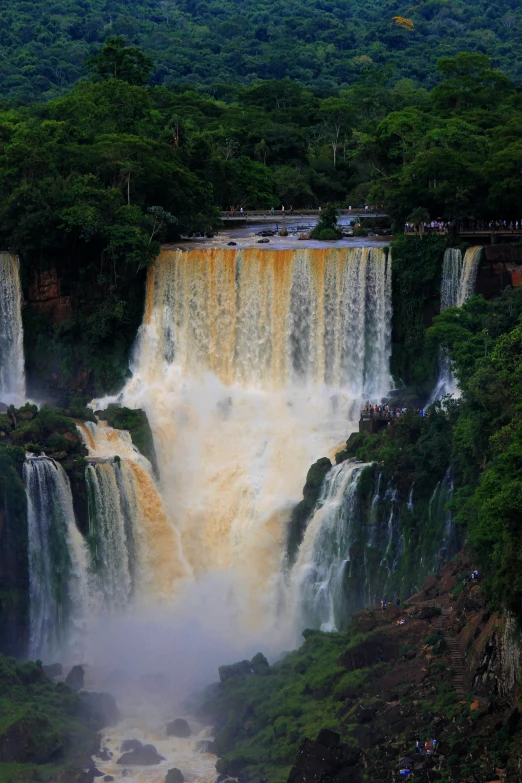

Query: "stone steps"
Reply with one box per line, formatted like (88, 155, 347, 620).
(431, 607, 466, 694)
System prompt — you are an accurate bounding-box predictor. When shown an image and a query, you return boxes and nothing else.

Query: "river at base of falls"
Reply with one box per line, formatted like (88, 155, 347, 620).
(93, 705, 217, 783)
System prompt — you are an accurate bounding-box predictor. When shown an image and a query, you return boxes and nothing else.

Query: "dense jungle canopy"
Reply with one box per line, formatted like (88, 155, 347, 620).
(1, 0, 522, 102)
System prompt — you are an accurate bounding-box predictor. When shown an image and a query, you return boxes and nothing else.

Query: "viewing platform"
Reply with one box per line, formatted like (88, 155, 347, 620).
(359, 410, 394, 434)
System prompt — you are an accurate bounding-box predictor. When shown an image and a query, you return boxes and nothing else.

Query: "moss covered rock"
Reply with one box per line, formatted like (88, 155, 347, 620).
(97, 404, 158, 475)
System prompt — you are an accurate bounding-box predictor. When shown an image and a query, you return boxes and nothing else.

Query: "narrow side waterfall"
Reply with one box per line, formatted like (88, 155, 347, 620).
(289, 463, 460, 632)
(0, 252, 25, 403)
(105, 246, 392, 635)
(441, 248, 464, 310)
(288, 460, 368, 633)
(86, 461, 133, 612)
(431, 246, 483, 400)
(24, 456, 91, 660)
(457, 246, 483, 306)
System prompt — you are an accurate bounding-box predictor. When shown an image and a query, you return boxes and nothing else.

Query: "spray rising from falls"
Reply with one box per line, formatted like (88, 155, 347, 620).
(24, 456, 91, 660)
(102, 246, 392, 635)
(431, 246, 483, 401)
(0, 252, 25, 404)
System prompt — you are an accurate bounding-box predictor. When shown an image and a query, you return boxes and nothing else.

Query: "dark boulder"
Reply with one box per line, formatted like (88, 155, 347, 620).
(227, 242, 237, 246)
(340, 631, 398, 670)
(218, 660, 252, 683)
(65, 664, 85, 691)
(166, 718, 191, 738)
(250, 653, 269, 673)
(79, 691, 119, 727)
(103, 777, 114, 782)
(117, 743, 165, 765)
(120, 739, 144, 753)
(165, 768, 185, 783)
(99, 748, 113, 761)
(43, 663, 63, 678)
(287, 730, 361, 783)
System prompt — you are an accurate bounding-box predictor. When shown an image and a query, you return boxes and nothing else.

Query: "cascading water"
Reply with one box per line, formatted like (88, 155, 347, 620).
(290, 463, 460, 632)
(77, 421, 190, 604)
(0, 252, 25, 403)
(457, 246, 483, 307)
(23, 456, 91, 660)
(431, 246, 483, 401)
(288, 460, 368, 633)
(105, 246, 392, 634)
(86, 461, 133, 612)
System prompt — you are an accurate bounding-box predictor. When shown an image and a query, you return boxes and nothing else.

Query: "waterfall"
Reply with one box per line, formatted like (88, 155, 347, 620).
(440, 248, 463, 311)
(105, 246, 392, 632)
(86, 461, 133, 612)
(288, 460, 368, 633)
(78, 421, 190, 603)
(0, 252, 25, 403)
(23, 456, 91, 660)
(457, 246, 483, 306)
(431, 246, 483, 401)
(289, 463, 460, 633)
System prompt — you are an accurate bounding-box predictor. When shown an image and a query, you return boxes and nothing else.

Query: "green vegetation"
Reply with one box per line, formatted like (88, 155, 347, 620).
(342, 285, 522, 620)
(309, 204, 343, 240)
(390, 235, 446, 390)
(0, 403, 92, 655)
(0, 36, 519, 396)
(202, 598, 519, 783)
(1, 0, 522, 104)
(97, 403, 158, 471)
(0, 656, 102, 782)
(208, 631, 356, 783)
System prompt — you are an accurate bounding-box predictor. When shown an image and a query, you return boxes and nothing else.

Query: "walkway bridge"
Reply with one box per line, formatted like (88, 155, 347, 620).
(220, 209, 388, 224)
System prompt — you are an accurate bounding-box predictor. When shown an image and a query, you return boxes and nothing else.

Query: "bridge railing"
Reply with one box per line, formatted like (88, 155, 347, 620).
(220, 208, 383, 217)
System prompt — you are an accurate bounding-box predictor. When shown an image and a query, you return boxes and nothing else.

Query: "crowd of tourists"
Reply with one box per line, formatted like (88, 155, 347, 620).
(462, 219, 522, 231)
(363, 404, 428, 418)
(405, 218, 522, 233)
(404, 220, 451, 233)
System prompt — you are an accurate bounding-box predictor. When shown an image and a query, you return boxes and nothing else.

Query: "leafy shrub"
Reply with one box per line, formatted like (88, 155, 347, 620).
(0, 415, 12, 433)
(45, 433, 70, 454)
(11, 421, 42, 446)
(24, 443, 42, 454)
(316, 227, 341, 241)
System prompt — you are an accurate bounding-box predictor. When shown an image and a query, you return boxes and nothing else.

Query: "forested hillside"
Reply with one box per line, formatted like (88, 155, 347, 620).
(1, 0, 522, 103)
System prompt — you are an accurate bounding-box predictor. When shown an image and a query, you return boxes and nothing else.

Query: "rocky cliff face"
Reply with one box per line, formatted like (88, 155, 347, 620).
(204, 553, 522, 783)
(26, 265, 72, 325)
